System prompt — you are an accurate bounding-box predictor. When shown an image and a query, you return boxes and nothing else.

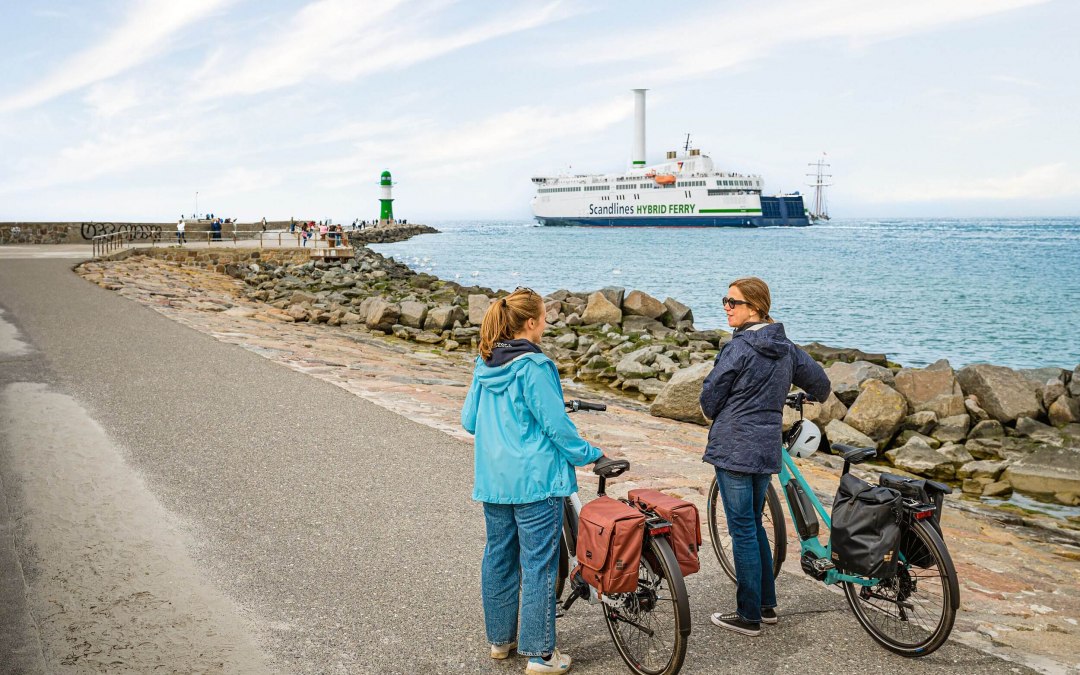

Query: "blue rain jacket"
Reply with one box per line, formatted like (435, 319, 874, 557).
(462, 352, 603, 504)
(700, 323, 831, 474)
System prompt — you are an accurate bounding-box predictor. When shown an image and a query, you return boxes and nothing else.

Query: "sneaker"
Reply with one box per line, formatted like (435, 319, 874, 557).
(491, 641, 517, 660)
(711, 611, 761, 636)
(525, 649, 572, 673)
(761, 608, 778, 625)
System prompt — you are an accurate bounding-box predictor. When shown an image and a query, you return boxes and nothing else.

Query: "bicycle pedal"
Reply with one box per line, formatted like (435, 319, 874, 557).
(812, 558, 835, 572)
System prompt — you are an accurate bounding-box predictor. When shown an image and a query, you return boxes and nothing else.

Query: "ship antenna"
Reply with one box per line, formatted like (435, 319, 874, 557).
(806, 153, 832, 222)
(683, 133, 691, 153)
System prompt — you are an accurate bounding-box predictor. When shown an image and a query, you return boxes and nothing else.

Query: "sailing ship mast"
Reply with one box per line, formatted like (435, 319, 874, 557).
(806, 154, 832, 222)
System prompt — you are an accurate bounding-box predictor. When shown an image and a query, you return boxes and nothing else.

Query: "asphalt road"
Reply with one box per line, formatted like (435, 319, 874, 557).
(0, 255, 1036, 674)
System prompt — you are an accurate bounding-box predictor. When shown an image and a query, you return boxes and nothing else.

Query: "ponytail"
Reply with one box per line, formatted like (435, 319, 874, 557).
(478, 288, 544, 360)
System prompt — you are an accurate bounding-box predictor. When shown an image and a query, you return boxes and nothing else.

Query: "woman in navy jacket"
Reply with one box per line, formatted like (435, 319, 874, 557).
(700, 277, 830, 637)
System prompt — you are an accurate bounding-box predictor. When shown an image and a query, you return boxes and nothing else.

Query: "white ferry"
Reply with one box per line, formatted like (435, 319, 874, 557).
(531, 90, 809, 227)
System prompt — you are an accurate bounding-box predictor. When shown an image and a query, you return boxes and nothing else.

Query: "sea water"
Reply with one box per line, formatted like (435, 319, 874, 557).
(370, 218, 1080, 370)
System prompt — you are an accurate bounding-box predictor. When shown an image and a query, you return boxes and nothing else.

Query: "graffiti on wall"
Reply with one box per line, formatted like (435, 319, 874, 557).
(80, 222, 163, 240)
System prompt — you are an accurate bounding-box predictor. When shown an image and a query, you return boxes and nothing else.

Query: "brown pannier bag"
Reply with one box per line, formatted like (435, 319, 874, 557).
(576, 496, 646, 595)
(627, 488, 702, 577)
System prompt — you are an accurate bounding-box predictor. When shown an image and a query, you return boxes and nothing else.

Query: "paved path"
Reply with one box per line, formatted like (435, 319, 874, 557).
(0, 253, 1042, 674)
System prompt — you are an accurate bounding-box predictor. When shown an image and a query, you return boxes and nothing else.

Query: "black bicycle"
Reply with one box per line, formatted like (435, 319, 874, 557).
(557, 400, 691, 675)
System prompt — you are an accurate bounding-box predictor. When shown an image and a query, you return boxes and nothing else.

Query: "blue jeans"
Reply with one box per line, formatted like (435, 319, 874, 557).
(481, 498, 561, 656)
(716, 468, 777, 623)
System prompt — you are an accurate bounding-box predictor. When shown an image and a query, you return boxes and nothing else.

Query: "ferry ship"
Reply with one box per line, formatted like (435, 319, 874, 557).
(531, 90, 809, 227)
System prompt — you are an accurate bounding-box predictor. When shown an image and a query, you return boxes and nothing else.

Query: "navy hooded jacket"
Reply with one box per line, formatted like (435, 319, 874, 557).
(700, 322, 831, 474)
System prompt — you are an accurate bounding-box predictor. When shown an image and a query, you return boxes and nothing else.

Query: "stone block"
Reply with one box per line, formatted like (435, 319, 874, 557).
(956, 364, 1042, 423)
(649, 362, 712, 425)
(844, 379, 907, 448)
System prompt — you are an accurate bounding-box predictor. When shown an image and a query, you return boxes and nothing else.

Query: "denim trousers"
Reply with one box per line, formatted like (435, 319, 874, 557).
(716, 467, 777, 623)
(481, 498, 561, 656)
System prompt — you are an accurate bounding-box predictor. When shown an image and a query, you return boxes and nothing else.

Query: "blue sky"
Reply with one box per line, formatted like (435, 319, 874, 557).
(1, 0, 1077, 222)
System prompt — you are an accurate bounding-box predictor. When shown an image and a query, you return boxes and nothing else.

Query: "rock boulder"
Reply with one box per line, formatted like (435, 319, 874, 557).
(649, 363, 712, 425)
(956, 364, 1042, 424)
(824, 419, 876, 450)
(894, 361, 965, 419)
(468, 294, 492, 326)
(1002, 446, 1080, 504)
(844, 379, 908, 448)
(581, 291, 623, 326)
(622, 290, 667, 320)
(825, 361, 896, 406)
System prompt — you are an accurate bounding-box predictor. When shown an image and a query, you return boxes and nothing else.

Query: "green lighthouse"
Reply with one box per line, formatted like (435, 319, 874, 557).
(379, 170, 394, 225)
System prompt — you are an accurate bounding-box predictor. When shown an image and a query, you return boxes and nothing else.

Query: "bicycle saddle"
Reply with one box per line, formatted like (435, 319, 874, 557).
(832, 444, 877, 464)
(593, 456, 630, 477)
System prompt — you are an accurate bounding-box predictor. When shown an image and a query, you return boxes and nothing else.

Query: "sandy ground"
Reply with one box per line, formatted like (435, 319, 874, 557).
(0, 382, 270, 673)
(68, 254, 1080, 673)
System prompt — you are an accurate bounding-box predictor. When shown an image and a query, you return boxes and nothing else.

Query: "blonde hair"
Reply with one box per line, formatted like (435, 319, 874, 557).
(478, 288, 545, 359)
(729, 276, 775, 323)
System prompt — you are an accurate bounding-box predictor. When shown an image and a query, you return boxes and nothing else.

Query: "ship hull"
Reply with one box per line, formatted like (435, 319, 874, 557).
(536, 215, 809, 227)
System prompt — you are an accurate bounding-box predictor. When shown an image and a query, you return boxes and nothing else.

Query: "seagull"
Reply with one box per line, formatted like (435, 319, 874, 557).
(612, 268, 622, 275)
(471, 271, 480, 277)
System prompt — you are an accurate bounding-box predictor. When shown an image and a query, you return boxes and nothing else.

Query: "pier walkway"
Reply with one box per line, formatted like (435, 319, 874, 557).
(0, 249, 1037, 674)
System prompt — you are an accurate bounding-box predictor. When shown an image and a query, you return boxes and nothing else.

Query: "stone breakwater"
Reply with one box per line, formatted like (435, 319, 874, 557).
(109, 243, 1080, 510)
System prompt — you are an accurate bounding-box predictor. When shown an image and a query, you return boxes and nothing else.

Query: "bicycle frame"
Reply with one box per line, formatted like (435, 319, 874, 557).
(776, 451, 880, 588)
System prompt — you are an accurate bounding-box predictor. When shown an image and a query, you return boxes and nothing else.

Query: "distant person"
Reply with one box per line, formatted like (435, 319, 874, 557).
(261, 216, 267, 233)
(176, 217, 186, 245)
(700, 277, 830, 637)
(319, 222, 328, 242)
(290, 217, 296, 233)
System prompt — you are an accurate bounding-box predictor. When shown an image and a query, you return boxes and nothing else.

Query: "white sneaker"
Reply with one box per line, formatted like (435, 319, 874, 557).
(491, 641, 517, 659)
(525, 649, 572, 673)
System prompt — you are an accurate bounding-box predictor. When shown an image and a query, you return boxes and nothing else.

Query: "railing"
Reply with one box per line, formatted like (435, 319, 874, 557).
(93, 229, 357, 258)
(92, 231, 133, 258)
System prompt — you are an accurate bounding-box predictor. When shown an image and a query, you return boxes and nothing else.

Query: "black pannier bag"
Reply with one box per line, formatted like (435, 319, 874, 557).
(830, 473, 902, 579)
(878, 473, 950, 568)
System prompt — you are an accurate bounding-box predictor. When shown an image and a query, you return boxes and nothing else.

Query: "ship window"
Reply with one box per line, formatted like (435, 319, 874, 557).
(708, 189, 724, 196)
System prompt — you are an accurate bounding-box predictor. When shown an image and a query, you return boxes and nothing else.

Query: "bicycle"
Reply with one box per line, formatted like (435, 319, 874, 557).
(706, 392, 960, 656)
(556, 399, 692, 675)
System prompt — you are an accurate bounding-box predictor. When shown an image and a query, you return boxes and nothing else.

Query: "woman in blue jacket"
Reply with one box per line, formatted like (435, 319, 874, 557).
(700, 277, 830, 637)
(462, 287, 604, 674)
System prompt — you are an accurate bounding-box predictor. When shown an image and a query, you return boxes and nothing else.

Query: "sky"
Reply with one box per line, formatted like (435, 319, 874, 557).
(1, 0, 1078, 223)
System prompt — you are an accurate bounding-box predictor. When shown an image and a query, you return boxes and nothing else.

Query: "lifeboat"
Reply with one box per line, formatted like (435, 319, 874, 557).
(654, 174, 676, 185)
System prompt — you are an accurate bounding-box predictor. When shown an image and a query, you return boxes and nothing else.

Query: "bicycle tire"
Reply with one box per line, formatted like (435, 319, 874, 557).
(707, 476, 786, 582)
(603, 535, 691, 675)
(843, 518, 959, 657)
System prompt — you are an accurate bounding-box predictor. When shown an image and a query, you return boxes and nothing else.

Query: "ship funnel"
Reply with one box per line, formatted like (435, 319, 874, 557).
(632, 89, 647, 168)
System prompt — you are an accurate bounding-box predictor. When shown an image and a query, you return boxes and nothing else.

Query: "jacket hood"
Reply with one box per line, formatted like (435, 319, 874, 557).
(475, 344, 546, 394)
(733, 322, 789, 360)
(483, 338, 543, 367)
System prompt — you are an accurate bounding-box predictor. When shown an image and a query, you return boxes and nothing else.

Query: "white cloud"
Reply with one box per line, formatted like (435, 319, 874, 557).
(0, 125, 198, 194)
(83, 81, 142, 117)
(298, 97, 632, 188)
(0, 0, 232, 113)
(575, 0, 1051, 84)
(192, 0, 574, 99)
(864, 163, 1080, 202)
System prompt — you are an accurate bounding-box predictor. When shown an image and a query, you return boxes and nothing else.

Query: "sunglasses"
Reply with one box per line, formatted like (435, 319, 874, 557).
(514, 286, 537, 296)
(722, 297, 752, 309)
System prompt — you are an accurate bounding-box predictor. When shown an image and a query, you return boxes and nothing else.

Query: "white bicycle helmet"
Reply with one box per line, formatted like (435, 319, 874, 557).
(786, 419, 822, 458)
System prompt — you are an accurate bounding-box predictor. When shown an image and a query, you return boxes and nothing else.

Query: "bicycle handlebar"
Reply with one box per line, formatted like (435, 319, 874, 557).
(565, 399, 607, 413)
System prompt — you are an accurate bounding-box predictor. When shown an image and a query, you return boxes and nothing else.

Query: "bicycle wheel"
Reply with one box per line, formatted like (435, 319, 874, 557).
(603, 536, 691, 675)
(707, 476, 786, 582)
(843, 518, 959, 657)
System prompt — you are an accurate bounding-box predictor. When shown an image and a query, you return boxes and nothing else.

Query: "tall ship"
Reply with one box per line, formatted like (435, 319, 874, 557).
(531, 90, 810, 227)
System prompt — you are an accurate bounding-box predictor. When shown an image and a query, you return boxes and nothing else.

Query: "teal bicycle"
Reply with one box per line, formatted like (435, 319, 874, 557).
(707, 393, 959, 656)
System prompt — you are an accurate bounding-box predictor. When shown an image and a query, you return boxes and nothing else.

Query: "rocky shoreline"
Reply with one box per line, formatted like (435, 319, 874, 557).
(95, 238, 1080, 513)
